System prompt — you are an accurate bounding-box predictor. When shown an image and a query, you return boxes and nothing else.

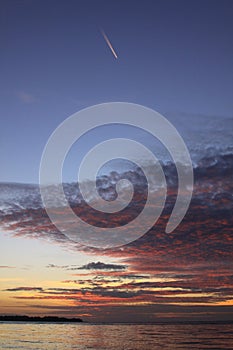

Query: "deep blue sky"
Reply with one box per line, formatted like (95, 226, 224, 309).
(1, 0, 233, 183)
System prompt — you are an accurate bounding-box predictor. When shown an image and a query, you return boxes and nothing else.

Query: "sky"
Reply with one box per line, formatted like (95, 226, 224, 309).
(0, 0, 233, 183)
(0, 0, 233, 323)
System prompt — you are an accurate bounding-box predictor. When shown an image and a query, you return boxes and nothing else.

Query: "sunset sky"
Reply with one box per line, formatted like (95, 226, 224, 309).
(0, 0, 233, 323)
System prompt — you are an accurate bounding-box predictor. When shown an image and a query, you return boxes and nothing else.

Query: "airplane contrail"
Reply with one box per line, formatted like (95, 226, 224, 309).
(101, 30, 118, 59)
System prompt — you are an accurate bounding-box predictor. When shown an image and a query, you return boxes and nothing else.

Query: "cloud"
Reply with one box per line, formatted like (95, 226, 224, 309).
(77, 261, 126, 271)
(0, 266, 15, 269)
(4, 287, 44, 292)
(46, 264, 70, 269)
(17, 91, 36, 103)
(0, 153, 233, 321)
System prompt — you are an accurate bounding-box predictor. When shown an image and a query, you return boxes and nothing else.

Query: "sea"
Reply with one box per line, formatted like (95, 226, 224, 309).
(0, 323, 233, 349)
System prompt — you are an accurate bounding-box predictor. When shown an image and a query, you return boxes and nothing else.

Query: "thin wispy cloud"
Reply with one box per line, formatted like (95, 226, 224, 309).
(17, 91, 37, 104)
(4, 287, 44, 292)
(46, 264, 70, 269)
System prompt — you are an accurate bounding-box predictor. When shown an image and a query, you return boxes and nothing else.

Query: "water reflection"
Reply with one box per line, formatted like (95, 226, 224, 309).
(1, 323, 233, 349)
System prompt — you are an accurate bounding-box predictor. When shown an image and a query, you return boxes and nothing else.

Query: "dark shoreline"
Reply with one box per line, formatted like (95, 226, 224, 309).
(0, 315, 83, 323)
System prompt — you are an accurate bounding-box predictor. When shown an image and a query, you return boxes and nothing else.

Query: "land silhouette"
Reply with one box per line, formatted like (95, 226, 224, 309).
(0, 315, 83, 323)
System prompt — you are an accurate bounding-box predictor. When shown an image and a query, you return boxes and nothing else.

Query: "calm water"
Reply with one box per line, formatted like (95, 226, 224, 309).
(0, 323, 233, 349)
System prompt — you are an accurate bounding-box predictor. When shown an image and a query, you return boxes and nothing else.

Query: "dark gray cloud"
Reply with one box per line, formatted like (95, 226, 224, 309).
(46, 262, 126, 271)
(4, 287, 44, 292)
(77, 261, 126, 271)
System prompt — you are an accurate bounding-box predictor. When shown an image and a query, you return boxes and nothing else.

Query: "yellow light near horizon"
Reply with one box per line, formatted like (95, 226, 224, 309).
(215, 299, 233, 306)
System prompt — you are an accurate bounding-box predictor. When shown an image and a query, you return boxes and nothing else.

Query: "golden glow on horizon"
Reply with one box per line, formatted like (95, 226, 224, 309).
(1, 231, 233, 320)
(215, 299, 233, 306)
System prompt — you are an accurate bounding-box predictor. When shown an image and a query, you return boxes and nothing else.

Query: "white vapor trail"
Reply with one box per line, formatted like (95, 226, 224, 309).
(101, 29, 118, 59)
